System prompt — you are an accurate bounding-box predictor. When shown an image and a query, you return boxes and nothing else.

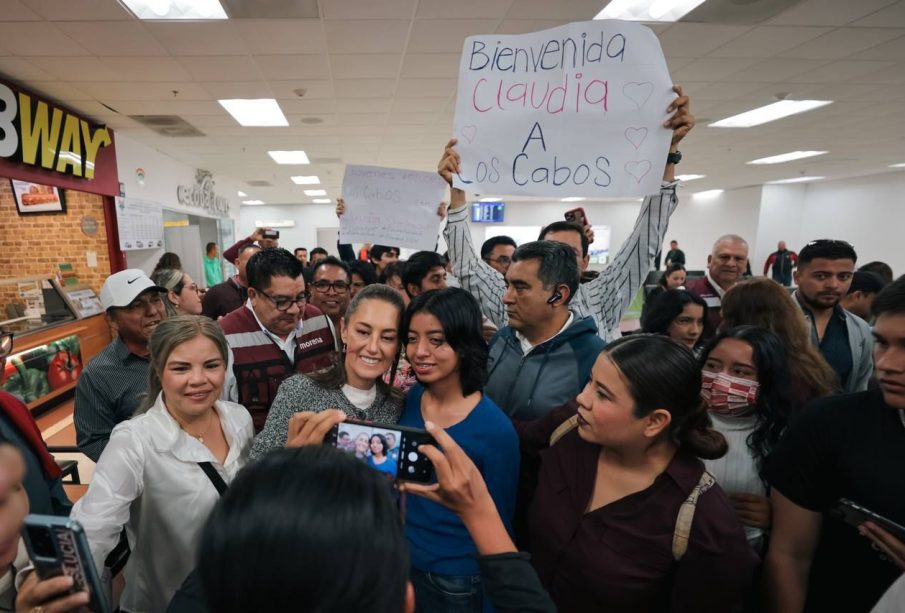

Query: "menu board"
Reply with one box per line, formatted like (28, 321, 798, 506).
(115, 197, 164, 250)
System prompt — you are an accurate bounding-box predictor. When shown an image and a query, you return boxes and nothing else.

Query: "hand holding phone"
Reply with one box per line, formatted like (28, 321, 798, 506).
(327, 419, 435, 483)
(262, 229, 280, 240)
(564, 207, 590, 227)
(829, 499, 905, 541)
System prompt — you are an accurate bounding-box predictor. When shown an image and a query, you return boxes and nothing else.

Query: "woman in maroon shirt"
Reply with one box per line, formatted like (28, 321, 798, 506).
(529, 334, 758, 612)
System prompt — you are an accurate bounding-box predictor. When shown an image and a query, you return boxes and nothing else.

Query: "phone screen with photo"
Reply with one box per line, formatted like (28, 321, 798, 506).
(331, 421, 434, 483)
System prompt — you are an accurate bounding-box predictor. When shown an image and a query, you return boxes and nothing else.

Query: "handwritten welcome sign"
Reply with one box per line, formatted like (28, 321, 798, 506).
(452, 20, 674, 198)
(340, 165, 447, 251)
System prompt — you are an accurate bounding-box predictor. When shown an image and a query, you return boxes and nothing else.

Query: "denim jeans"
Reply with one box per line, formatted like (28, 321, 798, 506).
(410, 567, 484, 613)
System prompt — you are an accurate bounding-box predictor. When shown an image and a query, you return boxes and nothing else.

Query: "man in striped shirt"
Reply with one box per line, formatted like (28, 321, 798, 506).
(438, 86, 694, 343)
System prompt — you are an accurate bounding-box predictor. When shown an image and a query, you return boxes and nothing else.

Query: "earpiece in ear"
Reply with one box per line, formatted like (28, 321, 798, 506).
(547, 291, 563, 304)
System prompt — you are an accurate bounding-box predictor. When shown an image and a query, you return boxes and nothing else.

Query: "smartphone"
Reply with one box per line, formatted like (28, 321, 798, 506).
(327, 419, 435, 483)
(828, 499, 905, 541)
(21, 514, 111, 613)
(564, 207, 590, 227)
(262, 229, 280, 240)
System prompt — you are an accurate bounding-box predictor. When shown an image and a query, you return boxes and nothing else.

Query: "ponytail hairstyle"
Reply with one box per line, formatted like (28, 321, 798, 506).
(150, 268, 186, 317)
(700, 326, 794, 483)
(605, 334, 728, 459)
(137, 315, 229, 414)
(659, 263, 687, 289)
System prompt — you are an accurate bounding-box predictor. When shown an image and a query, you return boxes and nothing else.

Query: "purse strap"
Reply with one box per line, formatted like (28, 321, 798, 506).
(197, 462, 229, 496)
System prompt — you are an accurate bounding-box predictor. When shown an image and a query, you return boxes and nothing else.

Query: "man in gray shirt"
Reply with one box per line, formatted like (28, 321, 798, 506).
(74, 270, 165, 461)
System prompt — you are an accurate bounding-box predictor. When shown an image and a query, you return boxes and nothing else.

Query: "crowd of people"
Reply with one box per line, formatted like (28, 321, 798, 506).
(1, 88, 904, 613)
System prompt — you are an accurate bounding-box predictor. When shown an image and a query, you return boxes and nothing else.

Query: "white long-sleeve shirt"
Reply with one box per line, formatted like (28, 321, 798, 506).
(71, 393, 253, 613)
(443, 183, 678, 342)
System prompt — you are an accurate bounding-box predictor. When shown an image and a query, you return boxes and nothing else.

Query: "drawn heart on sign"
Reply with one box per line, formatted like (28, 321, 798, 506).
(461, 125, 478, 144)
(625, 160, 652, 184)
(623, 81, 653, 109)
(624, 127, 648, 150)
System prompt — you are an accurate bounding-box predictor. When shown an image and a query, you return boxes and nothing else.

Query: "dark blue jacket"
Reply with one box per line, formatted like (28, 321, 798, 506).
(485, 315, 606, 421)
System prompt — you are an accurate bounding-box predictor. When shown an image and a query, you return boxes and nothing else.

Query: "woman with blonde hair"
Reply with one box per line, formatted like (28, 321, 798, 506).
(720, 278, 838, 406)
(151, 268, 203, 317)
(71, 315, 253, 612)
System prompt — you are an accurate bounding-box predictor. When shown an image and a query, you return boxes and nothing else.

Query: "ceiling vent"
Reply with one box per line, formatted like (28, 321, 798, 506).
(129, 115, 205, 137)
(246, 180, 274, 187)
(684, 0, 801, 24)
(220, 0, 319, 18)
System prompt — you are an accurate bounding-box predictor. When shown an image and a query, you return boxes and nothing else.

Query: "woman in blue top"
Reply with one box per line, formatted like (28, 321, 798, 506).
(399, 287, 520, 613)
(366, 433, 398, 478)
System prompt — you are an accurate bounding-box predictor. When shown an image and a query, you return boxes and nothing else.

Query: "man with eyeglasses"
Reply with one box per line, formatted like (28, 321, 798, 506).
(481, 235, 517, 276)
(308, 257, 352, 332)
(793, 239, 874, 393)
(74, 269, 166, 461)
(220, 248, 337, 431)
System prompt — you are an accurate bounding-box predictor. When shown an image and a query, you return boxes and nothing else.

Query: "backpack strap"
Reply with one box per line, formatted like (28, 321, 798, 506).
(197, 462, 229, 496)
(549, 415, 580, 446)
(672, 470, 716, 560)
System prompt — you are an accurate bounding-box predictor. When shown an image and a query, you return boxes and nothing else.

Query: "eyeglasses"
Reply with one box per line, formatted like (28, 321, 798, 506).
(258, 290, 307, 311)
(310, 281, 350, 294)
(0, 333, 13, 359)
(484, 255, 512, 265)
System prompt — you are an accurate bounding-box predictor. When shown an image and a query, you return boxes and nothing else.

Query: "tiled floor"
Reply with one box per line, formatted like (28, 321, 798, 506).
(38, 397, 96, 501)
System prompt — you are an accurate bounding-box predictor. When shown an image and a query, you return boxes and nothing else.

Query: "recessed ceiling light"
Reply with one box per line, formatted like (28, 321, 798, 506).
(766, 176, 826, 184)
(748, 151, 828, 165)
(560, 197, 586, 202)
(312, 198, 332, 204)
(267, 150, 310, 165)
(119, 0, 228, 20)
(218, 99, 288, 127)
(304, 189, 327, 196)
(709, 100, 833, 128)
(692, 189, 724, 200)
(237, 190, 247, 197)
(890, 163, 905, 168)
(675, 174, 706, 182)
(291, 175, 320, 185)
(242, 200, 265, 205)
(595, 0, 708, 22)
(479, 197, 501, 202)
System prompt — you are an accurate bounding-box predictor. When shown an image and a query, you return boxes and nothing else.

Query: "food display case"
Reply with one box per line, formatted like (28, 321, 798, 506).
(0, 276, 110, 411)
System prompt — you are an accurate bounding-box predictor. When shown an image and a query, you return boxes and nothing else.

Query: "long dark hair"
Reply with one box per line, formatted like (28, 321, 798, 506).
(605, 334, 727, 459)
(641, 289, 710, 345)
(659, 263, 686, 289)
(400, 288, 487, 396)
(700, 326, 794, 482)
(199, 446, 408, 612)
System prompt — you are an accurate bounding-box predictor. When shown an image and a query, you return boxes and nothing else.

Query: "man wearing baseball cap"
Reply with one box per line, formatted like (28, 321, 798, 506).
(74, 269, 166, 461)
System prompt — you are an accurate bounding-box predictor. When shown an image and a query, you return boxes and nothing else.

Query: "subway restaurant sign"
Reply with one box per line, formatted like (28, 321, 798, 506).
(0, 77, 119, 196)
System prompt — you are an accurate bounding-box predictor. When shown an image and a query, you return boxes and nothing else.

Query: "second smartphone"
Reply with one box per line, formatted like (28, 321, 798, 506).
(327, 419, 435, 483)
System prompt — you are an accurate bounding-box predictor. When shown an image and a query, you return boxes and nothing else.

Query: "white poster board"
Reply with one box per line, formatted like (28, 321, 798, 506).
(453, 20, 674, 198)
(340, 165, 447, 251)
(115, 197, 164, 251)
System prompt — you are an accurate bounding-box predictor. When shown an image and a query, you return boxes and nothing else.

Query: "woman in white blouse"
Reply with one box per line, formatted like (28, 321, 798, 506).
(71, 315, 253, 612)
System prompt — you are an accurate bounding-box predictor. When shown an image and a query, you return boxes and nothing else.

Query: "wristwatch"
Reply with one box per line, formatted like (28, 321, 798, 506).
(667, 150, 682, 165)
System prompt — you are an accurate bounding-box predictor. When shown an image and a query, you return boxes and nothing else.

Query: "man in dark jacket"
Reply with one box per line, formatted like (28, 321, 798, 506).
(763, 240, 798, 286)
(685, 234, 749, 338)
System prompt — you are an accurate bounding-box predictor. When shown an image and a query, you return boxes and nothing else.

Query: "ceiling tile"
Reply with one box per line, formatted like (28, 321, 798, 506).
(235, 20, 327, 55)
(735, 58, 829, 82)
(658, 24, 754, 58)
(392, 97, 450, 112)
(0, 57, 57, 81)
(407, 19, 501, 53)
(850, 34, 905, 60)
(767, 0, 899, 26)
(0, 0, 42, 20)
(848, 62, 905, 84)
(321, 0, 415, 20)
(75, 81, 212, 102)
(493, 20, 568, 35)
(852, 1, 905, 26)
(270, 80, 335, 99)
(145, 22, 249, 56)
(396, 78, 457, 98)
(0, 22, 91, 56)
(324, 20, 411, 54)
(23, 0, 132, 20)
(200, 81, 274, 99)
(672, 57, 762, 82)
(180, 55, 263, 81)
(507, 0, 604, 20)
(278, 99, 338, 113)
(106, 100, 225, 116)
(794, 60, 896, 83)
(780, 27, 905, 59)
(417, 0, 513, 19)
(27, 56, 122, 82)
(330, 54, 401, 78)
(56, 22, 168, 56)
(335, 98, 393, 113)
(22, 81, 94, 103)
(99, 56, 194, 82)
(709, 26, 833, 58)
(400, 53, 460, 78)
(334, 113, 388, 126)
(254, 55, 331, 80)
(333, 79, 396, 98)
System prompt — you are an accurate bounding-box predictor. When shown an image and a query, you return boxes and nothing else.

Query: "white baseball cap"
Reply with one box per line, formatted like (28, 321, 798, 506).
(100, 269, 164, 310)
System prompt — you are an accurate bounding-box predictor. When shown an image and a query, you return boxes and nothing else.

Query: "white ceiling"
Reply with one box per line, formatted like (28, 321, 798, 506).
(1, 0, 904, 205)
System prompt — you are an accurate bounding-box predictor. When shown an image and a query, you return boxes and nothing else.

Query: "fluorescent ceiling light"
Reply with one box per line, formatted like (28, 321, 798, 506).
(595, 0, 707, 22)
(710, 100, 833, 128)
(218, 99, 288, 127)
(304, 189, 327, 196)
(890, 163, 905, 168)
(290, 175, 320, 185)
(312, 198, 332, 204)
(692, 189, 724, 200)
(268, 150, 310, 164)
(766, 176, 826, 184)
(237, 190, 247, 197)
(242, 200, 265, 205)
(748, 151, 827, 165)
(479, 197, 501, 202)
(560, 197, 586, 202)
(119, 0, 228, 19)
(676, 174, 705, 182)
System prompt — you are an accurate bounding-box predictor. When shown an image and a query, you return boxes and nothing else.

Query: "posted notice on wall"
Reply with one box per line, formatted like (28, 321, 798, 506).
(340, 165, 447, 251)
(452, 20, 674, 198)
(115, 197, 164, 250)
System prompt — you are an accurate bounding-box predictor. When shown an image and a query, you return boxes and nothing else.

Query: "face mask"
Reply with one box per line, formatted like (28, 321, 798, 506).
(701, 370, 760, 417)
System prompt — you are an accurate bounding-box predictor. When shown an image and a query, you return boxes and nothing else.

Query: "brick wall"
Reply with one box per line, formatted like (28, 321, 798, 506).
(0, 179, 112, 310)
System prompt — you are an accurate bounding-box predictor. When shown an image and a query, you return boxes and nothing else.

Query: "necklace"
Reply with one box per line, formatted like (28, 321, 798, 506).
(178, 409, 216, 444)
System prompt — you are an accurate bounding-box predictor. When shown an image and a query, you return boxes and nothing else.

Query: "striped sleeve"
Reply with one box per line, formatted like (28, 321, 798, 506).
(581, 183, 678, 341)
(443, 204, 508, 328)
